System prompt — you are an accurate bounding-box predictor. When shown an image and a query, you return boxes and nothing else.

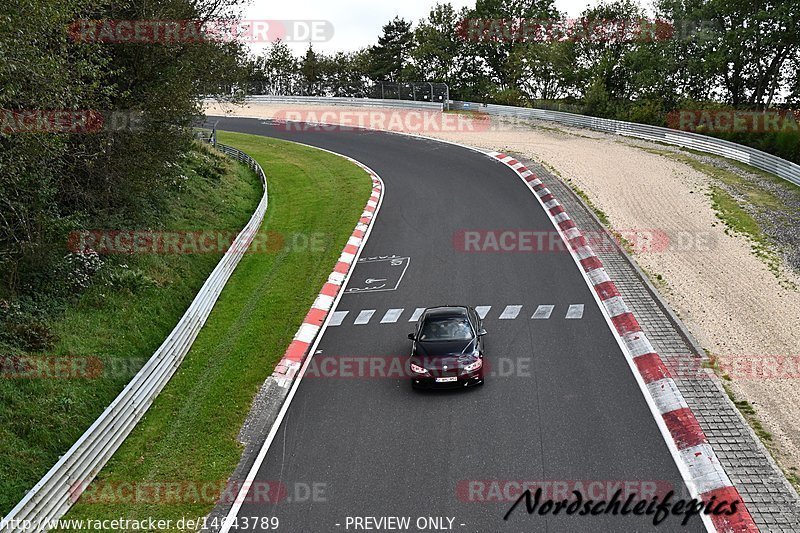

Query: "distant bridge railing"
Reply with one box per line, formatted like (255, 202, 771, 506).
(453, 101, 800, 188)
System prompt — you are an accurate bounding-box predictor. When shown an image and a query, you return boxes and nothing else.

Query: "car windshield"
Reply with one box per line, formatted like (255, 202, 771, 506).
(418, 316, 473, 341)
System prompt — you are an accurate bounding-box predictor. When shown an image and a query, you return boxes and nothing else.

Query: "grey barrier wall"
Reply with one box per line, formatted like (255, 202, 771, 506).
(0, 144, 268, 533)
(453, 101, 800, 187)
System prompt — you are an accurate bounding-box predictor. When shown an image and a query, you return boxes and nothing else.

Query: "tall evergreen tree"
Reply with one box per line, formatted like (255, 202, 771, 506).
(368, 17, 414, 82)
(300, 45, 323, 95)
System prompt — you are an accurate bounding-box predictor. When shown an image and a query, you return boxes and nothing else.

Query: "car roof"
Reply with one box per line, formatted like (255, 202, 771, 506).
(422, 306, 469, 319)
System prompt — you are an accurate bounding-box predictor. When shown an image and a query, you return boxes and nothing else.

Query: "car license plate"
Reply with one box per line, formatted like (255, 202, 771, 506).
(436, 377, 458, 383)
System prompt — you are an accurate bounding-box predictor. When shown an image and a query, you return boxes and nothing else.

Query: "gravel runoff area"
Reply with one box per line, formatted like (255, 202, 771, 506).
(204, 100, 800, 485)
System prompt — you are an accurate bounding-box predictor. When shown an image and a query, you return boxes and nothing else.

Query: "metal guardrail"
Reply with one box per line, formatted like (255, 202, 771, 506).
(0, 143, 268, 533)
(238, 95, 444, 110)
(210, 95, 797, 186)
(453, 101, 800, 187)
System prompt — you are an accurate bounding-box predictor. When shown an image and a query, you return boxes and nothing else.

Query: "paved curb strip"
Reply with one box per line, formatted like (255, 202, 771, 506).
(489, 151, 758, 533)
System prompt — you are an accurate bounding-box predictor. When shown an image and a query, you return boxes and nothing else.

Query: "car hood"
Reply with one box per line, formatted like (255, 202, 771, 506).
(414, 338, 476, 358)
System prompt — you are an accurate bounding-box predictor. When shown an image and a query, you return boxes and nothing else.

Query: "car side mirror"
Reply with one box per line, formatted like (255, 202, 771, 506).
(408, 333, 416, 340)
(477, 328, 487, 336)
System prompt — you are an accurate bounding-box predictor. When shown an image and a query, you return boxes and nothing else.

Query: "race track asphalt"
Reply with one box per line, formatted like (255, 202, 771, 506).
(207, 116, 704, 532)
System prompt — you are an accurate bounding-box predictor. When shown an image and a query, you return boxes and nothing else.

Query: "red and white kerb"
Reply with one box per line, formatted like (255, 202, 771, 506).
(489, 151, 757, 533)
(271, 165, 382, 388)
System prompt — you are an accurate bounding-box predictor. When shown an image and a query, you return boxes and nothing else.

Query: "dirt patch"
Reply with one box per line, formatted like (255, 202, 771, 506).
(205, 101, 800, 478)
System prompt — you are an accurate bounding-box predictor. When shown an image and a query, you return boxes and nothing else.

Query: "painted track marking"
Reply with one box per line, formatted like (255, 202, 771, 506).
(565, 304, 585, 319)
(328, 304, 587, 326)
(329, 311, 348, 326)
(499, 305, 522, 319)
(353, 309, 376, 325)
(475, 306, 491, 319)
(408, 308, 425, 322)
(380, 308, 404, 323)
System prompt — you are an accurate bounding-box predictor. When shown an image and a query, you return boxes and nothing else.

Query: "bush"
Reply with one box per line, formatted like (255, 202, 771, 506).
(627, 98, 666, 126)
(582, 78, 615, 118)
(491, 87, 528, 107)
(58, 252, 104, 294)
(0, 298, 58, 352)
(103, 265, 155, 294)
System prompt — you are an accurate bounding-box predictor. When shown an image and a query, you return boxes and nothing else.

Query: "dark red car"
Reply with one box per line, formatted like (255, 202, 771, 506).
(407, 306, 486, 389)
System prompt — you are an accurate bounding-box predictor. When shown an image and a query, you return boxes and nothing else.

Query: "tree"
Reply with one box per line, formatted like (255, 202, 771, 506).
(571, 0, 649, 102)
(583, 76, 615, 117)
(407, 2, 492, 101)
(511, 40, 576, 100)
(466, 0, 561, 90)
(0, 0, 247, 295)
(253, 40, 299, 95)
(789, 54, 800, 106)
(321, 50, 371, 97)
(656, 0, 800, 108)
(411, 4, 462, 84)
(368, 17, 414, 82)
(300, 45, 324, 95)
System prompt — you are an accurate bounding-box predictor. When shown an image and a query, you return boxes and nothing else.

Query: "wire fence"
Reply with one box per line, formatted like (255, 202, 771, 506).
(370, 82, 449, 108)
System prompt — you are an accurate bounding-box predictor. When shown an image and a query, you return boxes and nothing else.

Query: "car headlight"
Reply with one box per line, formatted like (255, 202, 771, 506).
(410, 363, 428, 374)
(464, 359, 483, 372)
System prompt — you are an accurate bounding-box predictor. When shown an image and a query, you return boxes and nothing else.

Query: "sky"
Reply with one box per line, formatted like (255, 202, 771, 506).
(243, 0, 655, 57)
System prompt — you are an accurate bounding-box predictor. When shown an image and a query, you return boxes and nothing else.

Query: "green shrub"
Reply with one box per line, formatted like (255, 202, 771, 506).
(491, 87, 528, 107)
(0, 298, 58, 352)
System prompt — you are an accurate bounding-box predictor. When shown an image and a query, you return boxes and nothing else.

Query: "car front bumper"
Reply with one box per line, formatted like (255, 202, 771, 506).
(411, 369, 483, 389)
